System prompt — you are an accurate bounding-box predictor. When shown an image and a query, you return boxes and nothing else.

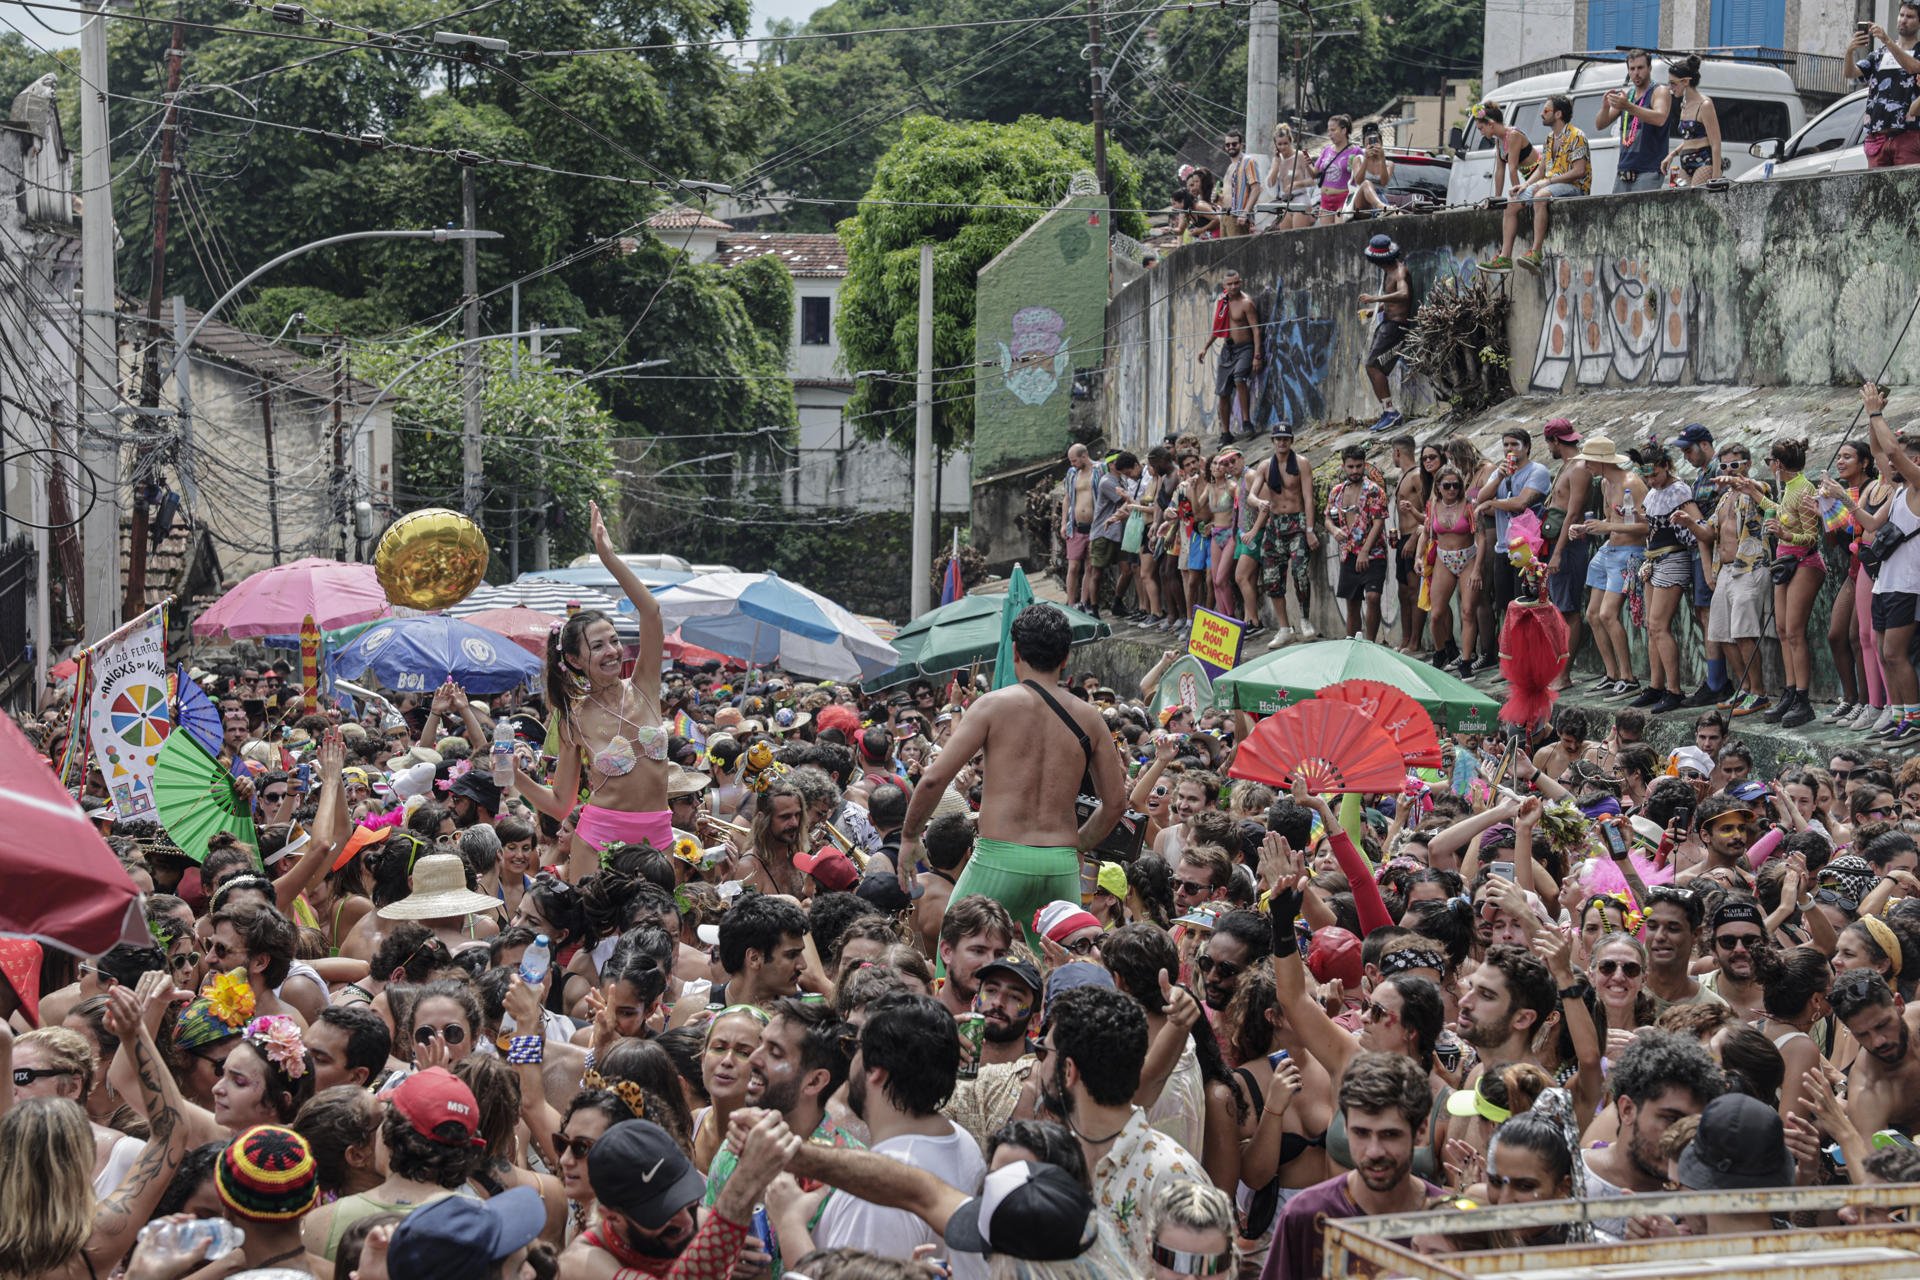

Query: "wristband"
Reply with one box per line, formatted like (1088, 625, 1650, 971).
(507, 1034, 545, 1066)
(1557, 980, 1592, 1002)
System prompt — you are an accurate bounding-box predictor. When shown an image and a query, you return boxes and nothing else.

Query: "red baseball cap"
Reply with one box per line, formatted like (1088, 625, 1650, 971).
(391, 1068, 486, 1147)
(1542, 417, 1581, 444)
(794, 847, 860, 893)
(1307, 927, 1364, 989)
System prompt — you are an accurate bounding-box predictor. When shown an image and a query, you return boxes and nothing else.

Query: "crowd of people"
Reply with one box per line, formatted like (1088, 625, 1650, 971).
(10, 490, 1920, 1280)
(1064, 385, 1920, 738)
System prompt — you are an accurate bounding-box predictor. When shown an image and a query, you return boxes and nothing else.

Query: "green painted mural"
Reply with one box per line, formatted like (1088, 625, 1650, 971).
(972, 185, 1112, 478)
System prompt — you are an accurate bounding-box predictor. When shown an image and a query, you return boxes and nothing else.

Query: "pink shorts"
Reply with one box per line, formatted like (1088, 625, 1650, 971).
(575, 805, 673, 853)
(1065, 534, 1091, 562)
(1319, 189, 1348, 212)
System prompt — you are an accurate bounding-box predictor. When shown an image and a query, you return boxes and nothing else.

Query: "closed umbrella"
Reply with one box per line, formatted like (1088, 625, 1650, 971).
(329, 614, 543, 695)
(863, 572, 1106, 691)
(654, 572, 895, 682)
(1213, 638, 1499, 734)
(993, 564, 1036, 691)
(0, 713, 145, 955)
(192, 557, 390, 639)
(449, 580, 638, 641)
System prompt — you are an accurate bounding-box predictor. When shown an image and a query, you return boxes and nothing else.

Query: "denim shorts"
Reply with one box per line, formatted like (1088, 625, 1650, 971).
(1524, 182, 1584, 201)
(1585, 543, 1645, 594)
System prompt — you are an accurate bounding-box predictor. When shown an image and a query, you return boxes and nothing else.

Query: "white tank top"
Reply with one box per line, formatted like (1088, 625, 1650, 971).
(1874, 488, 1920, 596)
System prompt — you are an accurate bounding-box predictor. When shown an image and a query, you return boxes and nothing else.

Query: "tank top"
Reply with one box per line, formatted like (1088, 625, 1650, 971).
(1617, 83, 1670, 172)
(1874, 490, 1920, 596)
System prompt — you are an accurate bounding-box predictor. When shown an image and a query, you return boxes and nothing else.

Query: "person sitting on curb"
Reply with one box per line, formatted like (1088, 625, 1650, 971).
(1480, 95, 1590, 275)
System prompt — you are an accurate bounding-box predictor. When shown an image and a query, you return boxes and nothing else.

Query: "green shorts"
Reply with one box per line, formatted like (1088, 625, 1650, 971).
(1089, 537, 1121, 569)
(947, 837, 1081, 943)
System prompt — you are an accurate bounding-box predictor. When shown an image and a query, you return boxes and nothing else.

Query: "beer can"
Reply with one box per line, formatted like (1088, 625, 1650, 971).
(957, 1012, 987, 1079)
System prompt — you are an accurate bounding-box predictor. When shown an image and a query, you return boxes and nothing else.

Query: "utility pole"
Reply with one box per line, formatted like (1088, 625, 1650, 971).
(331, 334, 346, 558)
(125, 18, 187, 620)
(77, 0, 120, 637)
(259, 379, 282, 563)
(910, 243, 934, 618)
(1246, 0, 1280, 153)
(1088, 0, 1108, 193)
(531, 323, 549, 571)
(460, 169, 484, 515)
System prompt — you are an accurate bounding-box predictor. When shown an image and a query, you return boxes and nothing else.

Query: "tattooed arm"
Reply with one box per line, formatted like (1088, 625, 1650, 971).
(88, 974, 193, 1269)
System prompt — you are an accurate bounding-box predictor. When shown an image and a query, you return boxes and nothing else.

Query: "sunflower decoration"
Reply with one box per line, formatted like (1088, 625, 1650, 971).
(205, 969, 256, 1028)
(672, 836, 703, 866)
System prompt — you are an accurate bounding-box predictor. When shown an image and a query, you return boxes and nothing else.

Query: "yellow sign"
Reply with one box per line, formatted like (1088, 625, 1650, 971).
(1188, 607, 1244, 676)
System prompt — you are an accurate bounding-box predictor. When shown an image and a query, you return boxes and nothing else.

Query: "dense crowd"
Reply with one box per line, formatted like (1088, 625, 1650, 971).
(7, 502, 1920, 1280)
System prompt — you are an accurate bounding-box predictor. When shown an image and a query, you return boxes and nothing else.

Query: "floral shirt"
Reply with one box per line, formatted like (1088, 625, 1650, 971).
(1329, 477, 1389, 560)
(1542, 123, 1593, 193)
(1858, 44, 1919, 136)
(944, 1057, 1035, 1149)
(1093, 1107, 1202, 1270)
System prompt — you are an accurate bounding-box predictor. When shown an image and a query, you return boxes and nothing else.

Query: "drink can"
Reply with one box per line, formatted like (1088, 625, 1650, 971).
(1267, 1048, 1291, 1069)
(957, 1012, 987, 1079)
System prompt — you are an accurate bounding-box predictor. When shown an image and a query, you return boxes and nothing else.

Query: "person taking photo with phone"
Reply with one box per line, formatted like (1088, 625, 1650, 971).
(1845, 4, 1920, 169)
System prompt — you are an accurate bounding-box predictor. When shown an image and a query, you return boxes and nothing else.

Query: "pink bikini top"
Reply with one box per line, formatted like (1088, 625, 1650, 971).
(1429, 503, 1473, 536)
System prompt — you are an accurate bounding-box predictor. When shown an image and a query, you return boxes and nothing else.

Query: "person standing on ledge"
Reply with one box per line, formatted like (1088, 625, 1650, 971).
(897, 605, 1127, 944)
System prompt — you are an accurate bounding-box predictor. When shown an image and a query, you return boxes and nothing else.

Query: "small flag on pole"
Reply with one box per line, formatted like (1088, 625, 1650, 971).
(940, 529, 965, 606)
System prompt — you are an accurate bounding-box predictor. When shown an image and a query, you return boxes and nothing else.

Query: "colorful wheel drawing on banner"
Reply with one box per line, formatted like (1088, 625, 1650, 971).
(107, 683, 171, 760)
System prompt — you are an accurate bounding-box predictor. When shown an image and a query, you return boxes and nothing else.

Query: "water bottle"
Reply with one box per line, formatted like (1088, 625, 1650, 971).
(491, 720, 515, 784)
(519, 934, 552, 986)
(138, 1218, 245, 1262)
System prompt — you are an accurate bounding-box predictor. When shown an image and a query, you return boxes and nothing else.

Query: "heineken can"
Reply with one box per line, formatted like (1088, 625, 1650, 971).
(957, 1012, 987, 1079)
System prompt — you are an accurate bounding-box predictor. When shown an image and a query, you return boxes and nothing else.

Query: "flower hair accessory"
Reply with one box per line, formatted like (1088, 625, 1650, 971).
(205, 969, 256, 1028)
(244, 1015, 309, 1080)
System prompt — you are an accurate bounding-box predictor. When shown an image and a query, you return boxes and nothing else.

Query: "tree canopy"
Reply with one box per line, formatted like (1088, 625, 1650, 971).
(836, 114, 1147, 454)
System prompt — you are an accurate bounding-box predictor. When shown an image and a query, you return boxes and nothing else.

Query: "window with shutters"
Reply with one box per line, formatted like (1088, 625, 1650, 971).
(1708, 0, 1786, 52)
(1586, 0, 1660, 54)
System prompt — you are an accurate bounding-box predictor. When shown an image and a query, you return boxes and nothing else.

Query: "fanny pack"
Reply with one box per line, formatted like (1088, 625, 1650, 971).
(1860, 520, 1910, 574)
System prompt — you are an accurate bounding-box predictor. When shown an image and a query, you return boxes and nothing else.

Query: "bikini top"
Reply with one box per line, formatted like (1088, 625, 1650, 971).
(581, 685, 669, 776)
(1430, 502, 1473, 535)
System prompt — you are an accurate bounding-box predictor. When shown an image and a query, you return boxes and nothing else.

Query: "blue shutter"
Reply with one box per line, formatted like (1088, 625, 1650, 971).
(1708, 0, 1785, 51)
(1588, 0, 1660, 51)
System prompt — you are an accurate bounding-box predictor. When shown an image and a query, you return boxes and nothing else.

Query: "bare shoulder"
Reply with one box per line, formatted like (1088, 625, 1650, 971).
(559, 1236, 617, 1279)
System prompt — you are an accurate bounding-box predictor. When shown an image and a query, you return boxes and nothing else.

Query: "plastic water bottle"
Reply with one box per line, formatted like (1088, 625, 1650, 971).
(491, 720, 515, 784)
(519, 934, 552, 986)
(138, 1218, 245, 1262)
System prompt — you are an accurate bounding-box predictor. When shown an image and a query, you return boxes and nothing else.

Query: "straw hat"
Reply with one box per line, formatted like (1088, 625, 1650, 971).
(377, 854, 504, 921)
(1577, 436, 1625, 468)
(386, 745, 443, 773)
(667, 765, 712, 798)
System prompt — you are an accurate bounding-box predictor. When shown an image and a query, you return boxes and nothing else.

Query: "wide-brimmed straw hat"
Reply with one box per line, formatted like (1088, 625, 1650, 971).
(377, 853, 503, 921)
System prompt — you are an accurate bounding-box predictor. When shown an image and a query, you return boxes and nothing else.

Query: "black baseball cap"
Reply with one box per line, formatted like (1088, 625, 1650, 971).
(975, 956, 1043, 995)
(588, 1120, 708, 1229)
(945, 1161, 1099, 1260)
(1676, 1093, 1795, 1191)
(387, 1185, 545, 1280)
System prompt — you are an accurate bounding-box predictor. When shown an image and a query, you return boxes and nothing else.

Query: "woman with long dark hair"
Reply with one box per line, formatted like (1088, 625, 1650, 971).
(517, 500, 668, 881)
(1726, 437, 1820, 726)
(1823, 439, 1889, 730)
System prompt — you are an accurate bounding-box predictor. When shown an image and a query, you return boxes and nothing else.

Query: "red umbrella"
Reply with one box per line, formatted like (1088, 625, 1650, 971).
(664, 629, 739, 667)
(463, 606, 561, 658)
(192, 557, 391, 639)
(0, 713, 146, 956)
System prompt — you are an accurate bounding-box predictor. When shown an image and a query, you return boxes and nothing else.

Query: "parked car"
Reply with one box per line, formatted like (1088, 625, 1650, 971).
(1737, 89, 1868, 181)
(1367, 150, 1453, 212)
(1446, 58, 1806, 205)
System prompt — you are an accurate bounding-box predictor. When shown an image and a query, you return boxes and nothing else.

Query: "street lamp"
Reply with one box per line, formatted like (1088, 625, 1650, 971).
(563, 360, 671, 392)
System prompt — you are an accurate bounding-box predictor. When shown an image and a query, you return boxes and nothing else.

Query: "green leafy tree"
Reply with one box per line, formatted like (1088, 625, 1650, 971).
(836, 114, 1146, 454)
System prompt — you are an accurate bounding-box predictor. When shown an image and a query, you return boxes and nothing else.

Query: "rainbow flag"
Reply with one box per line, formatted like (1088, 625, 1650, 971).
(940, 556, 964, 606)
(672, 710, 705, 746)
(1821, 493, 1855, 537)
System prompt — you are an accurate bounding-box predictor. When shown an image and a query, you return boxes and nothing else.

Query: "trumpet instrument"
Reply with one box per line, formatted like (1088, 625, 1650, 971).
(809, 819, 870, 870)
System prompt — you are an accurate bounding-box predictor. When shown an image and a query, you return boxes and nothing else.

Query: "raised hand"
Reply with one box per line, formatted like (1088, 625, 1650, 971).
(1258, 831, 1303, 894)
(1266, 1057, 1303, 1117)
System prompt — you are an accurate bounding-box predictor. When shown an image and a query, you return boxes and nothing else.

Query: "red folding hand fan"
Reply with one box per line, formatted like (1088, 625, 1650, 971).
(1316, 679, 1444, 768)
(1230, 700, 1408, 794)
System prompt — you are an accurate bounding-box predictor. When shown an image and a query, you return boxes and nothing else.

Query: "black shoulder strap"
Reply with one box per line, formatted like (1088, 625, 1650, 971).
(1023, 680, 1093, 765)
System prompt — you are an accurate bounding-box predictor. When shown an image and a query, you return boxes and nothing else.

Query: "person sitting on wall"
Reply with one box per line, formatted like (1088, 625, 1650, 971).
(1479, 95, 1590, 276)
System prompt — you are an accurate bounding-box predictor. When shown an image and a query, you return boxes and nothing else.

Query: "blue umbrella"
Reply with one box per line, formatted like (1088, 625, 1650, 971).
(328, 615, 542, 696)
(654, 572, 896, 681)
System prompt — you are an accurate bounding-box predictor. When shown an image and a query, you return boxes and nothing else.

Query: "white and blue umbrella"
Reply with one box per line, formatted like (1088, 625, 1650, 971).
(328, 615, 542, 695)
(654, 572, 896, 681)
(448, 579, 639, 641)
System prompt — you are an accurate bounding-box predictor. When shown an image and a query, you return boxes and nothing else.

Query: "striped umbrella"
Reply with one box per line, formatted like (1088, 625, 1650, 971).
(448, 580, 639, 641)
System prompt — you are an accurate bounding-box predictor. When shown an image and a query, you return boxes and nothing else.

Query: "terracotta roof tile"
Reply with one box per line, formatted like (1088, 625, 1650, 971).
(647, 204, 734, 231)
(712, 233, 848, 278)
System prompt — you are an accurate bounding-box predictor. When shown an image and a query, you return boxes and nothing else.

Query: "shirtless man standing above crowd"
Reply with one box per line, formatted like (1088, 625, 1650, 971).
(1249, 424, 1319, 649)
(1062, 443, 1096, 610)
(1198, 271, 1263, 451)
(898, 605, 1127, 944)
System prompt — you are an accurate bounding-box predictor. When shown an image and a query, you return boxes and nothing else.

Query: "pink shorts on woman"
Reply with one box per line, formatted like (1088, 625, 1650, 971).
(575, 805, 674, 853)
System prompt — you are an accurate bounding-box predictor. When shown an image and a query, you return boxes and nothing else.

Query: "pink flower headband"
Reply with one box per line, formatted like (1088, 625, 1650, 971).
(244, 1015, 309, 1080)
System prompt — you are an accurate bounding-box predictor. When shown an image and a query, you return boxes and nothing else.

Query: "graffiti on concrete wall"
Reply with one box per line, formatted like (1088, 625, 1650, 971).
(1248, 281, 1337, 431)
(1530, 254, 1696, 393)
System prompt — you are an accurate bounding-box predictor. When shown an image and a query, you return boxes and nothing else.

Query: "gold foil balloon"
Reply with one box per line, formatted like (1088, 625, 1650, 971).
(375, 508, 489, 610)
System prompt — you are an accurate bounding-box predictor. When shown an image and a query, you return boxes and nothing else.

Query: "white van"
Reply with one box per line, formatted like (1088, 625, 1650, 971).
(1446, 59, 1806, 205)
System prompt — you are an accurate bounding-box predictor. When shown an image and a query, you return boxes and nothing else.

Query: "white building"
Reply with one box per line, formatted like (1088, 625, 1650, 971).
(646, 206, 968, 514)
(1481, 0, 1880, 94)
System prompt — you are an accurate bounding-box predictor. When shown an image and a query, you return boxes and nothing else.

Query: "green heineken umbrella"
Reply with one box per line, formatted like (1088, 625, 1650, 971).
(991, 563, 1035, 691)
(863, 572, 1108, 692)
(1213, 638, 1499, 735)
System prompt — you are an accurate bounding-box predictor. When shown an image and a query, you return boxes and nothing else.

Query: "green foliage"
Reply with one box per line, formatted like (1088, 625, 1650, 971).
(354, 341, 619, 571)
(837, 115, 1146, 454)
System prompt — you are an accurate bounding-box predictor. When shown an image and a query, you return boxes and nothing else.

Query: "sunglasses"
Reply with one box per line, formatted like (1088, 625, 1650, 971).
(1714, 933, 1764, 952)
(13, 1066, 75, 1087)
(1866, 806, 1897, 819)
(208, 939, 243, 963)
(1360, 999, 1399, 1025)
(1195, 955, 1244, 982)
(1594, 958, 1643, 978)
(1172, 877, 1214, 897)
(1832, 768, 1859, 781)
(1440, 483, 1462, 492)
(414, 1023, 469, 1047)
(554, 1134, 597, 1162)
(261, 791, 290, 804)
(170, 951, 203, 972)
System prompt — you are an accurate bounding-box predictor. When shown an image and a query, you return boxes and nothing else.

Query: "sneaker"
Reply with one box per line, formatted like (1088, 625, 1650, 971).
(1430, 644, 1458, 669)
(1297, 622, 1318, 642)
(1267, 626, 1295, 651)
(1245, 624, 1267, 639)
(1733, 694, 1768, 718)
(1852, 703, 1884, 730)
(1592, 672, 1620, 690)
(1479, 255, 1513, 273)
(1879, 717, 1915, 742)
(1471, 652, 1500, 675)
(1629, 686, 1665, 709)
(1606, 679, 1642, 699)
(1782, 697, 1816, 729)
(1686, 683, 1723, 708)
(1715, 690, 1747, 710)
(1452, 658, 1476, 680)
(1517, 249, 1543, 274)
(1651, 690, 1687, 714)
(1827, 701, 1857, 723)
(1369, 408, 1404, 434)
(1874, 706, 1899, 733)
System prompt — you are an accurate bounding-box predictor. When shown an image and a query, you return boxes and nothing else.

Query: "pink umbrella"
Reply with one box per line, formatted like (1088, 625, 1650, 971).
(0, 713, 145, 956)
(192, 557, 391, 639)
(463, 606, 561, 658)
